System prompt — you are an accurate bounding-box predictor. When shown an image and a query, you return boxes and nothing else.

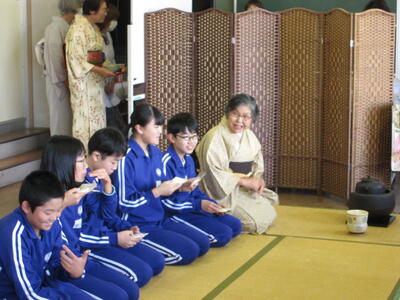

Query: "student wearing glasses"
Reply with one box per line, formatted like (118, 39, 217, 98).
(112, 104, 210, 265)
(161, 113, 242, 247)
(196, 94, 278, 234)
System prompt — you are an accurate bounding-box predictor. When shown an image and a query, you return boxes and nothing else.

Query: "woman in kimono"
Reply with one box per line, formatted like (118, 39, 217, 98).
(65, 0, 115, 147)
(43, 0, 81, 135)
(196, 94, 278, 234)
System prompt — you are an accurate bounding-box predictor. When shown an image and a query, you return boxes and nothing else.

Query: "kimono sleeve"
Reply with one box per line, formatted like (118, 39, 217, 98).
(65, 25, 94, 79)
(197, 131, 239, 200)
(44, 24, 67, 84)
(253, 147, 265, 178)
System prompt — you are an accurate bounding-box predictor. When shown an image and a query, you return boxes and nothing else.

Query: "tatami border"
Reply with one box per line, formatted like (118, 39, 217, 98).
(202, 236, 284, 299)
(388, 279, 400, 300)
(266, 233, 400, 248)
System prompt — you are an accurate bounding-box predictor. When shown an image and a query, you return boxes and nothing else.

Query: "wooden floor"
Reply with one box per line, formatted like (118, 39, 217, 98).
(0, 182, 20, 217)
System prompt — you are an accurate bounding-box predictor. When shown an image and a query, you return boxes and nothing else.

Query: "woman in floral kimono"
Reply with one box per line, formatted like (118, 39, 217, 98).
(196, 94, 278, 234)
(65, 0, 114, 146)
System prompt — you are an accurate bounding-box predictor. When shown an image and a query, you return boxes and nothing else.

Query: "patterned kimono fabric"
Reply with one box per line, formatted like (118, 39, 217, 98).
(196, 117, 278, 234)
(65, 14, 106, 147)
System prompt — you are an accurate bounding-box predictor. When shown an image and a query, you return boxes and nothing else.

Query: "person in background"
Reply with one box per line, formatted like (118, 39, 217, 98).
(44, 0, 81, 135)
(0, 171, 94, 300)
(196, 94, 278, 234)
(65, 0, 115, 148)
(245, 0, 263, 10)
(98, 3, 128, 137)
(364, 0, 391, 12)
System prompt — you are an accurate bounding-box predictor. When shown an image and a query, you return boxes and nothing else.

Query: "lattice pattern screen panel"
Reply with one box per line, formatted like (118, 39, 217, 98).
(145, 9, 194, 151)
(352, 10, 394, 191)
(320, 9, 353, 198)
(279, 8, 323, 189)
(233, 8, 280, 187)
(194, 9, 233, 139)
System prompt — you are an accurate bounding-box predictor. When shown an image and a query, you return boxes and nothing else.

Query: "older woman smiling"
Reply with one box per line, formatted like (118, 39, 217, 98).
(196, 94, 278, 234)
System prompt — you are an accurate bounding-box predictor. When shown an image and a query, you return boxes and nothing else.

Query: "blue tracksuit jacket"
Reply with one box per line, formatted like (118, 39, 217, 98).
(112, 139, 166, 227)
(79, 171, 124, 248)
(0, 208, 84, 299)
(161, 144, 215, 215)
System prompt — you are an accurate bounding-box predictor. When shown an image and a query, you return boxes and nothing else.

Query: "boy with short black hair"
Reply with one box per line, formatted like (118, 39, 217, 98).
(163, 112, 242, 247)
(82, 127, 165, 286)
(0, 170, 93, 299)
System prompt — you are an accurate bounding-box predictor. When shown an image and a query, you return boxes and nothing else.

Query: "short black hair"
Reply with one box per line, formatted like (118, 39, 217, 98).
(82, 0, 106, 15)
(225, 93, 259, 121)
(245, 0, 263, 10)
(130, 104, 164, 134)
(364, 0, 390, 12)
(167, 112, 198, 135)
(19, 170, 64, 212)
(88, 127, 127, 157)
(40, 135, 85, 190)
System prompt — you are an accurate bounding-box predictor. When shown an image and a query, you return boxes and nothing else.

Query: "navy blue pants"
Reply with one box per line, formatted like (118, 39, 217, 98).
(88, 242, 165, 287)
(140, 218, 211, 265)
(5, 280, 95, 300)
(170, 213, 242, 247)
(70, 259, 139, 300)
(125, 242, 165, 276)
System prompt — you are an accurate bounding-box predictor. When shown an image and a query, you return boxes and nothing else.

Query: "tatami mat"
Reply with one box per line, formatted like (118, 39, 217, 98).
(139, 235, 277, 300)
(268, 205, 400, 245)
(215, 237, 400, 300)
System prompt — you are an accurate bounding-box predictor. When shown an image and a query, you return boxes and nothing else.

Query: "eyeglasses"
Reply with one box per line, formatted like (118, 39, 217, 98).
(230, 110, 252, 121)
(176, 134, 199, 142)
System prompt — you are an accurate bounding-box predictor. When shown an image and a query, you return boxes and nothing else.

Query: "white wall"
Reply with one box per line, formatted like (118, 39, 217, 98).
(0, 0, 57, 126)
(31, 0, 58, 127)
(130, 0, 192, 85)
(0, 0, 25, 123)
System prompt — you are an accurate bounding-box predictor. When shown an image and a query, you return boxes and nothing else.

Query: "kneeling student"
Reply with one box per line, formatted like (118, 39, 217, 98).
(163, 113, 242, 247)
(81, 127, 165, 286)
(0, 171, 94, 300)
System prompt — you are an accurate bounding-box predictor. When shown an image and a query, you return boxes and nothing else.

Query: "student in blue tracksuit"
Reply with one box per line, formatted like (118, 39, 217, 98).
(0, 170, 94, 300)
(162, 113, 242, 247)
(80, 128, 165, 286)
(112, 104, 210, 265)
(41, 135, 139, 300)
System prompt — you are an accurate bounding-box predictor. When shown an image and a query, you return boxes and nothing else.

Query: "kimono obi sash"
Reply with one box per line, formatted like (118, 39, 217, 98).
(229, 161, 253, 175)
(87, 50, 105, 65)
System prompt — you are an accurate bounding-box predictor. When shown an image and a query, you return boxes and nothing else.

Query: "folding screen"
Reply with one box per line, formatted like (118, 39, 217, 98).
(233, 9, 280, 187)
(350, 9, 394, 193)
(279, 9, 323, 189)
(145, 9, 194, 150)
(145, 8, 394, 198)
(321, 9, 353, 198)
(194, 9, 233, 139)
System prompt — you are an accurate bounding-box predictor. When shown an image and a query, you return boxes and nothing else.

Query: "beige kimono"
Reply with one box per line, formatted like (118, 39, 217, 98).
(65, 15, 105, 147)
(196, 118, 278, 234)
